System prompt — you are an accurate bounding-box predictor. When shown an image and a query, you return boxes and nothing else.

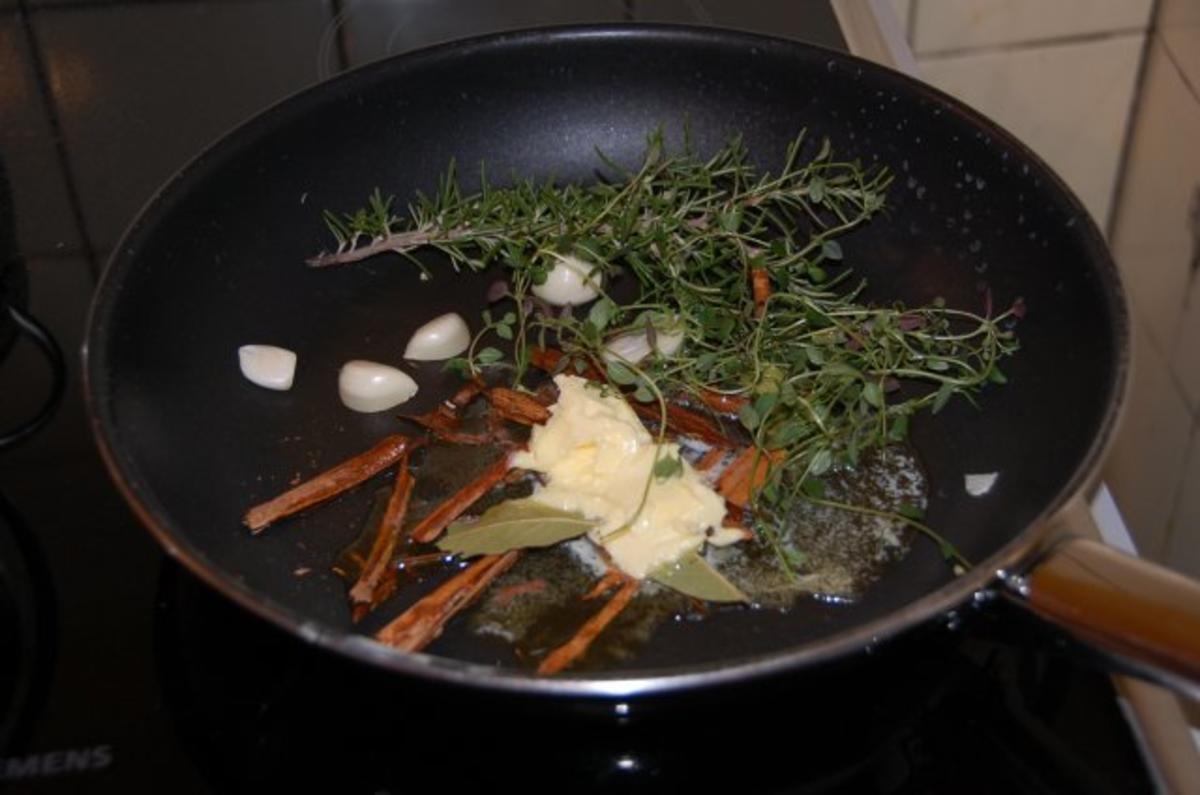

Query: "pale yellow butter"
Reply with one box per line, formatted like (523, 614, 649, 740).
(512, 375, 728, 578)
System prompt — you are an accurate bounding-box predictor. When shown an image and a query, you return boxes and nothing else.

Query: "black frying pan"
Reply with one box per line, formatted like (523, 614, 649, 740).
(82, 26, 1200, 698)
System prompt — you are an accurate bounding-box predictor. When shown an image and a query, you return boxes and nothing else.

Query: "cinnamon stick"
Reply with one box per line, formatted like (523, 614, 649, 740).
(348, 452, 415, 616)
(487, 387, 551, 425)
(752, 268, 771, 317)
(538, 576, 640, 675)
(375, 551, 520, 652)
(408, 455, 513, 543)
(717, 447, 785, 508)
(243, 434, 413, 533)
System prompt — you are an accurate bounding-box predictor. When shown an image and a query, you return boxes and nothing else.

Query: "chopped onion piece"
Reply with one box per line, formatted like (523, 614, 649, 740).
(338, 360, 418, 412)
(964, 472, 998, 497)
(531, 254, 603, 306)
(403, 312, 470, 361)
(238, 345, 297, 391)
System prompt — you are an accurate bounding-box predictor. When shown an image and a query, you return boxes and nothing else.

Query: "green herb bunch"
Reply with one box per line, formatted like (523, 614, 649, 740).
(314, 130, 1020, 561)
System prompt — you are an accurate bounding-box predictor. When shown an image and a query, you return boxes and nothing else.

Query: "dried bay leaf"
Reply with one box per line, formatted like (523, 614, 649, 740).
(651, 551, 748, 603)
(438, 498, 596, 556)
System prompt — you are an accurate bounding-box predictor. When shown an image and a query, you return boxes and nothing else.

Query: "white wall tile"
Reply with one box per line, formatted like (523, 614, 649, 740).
(1172, 271, 1200, 410)
(1110, 39, 1200, 356)
(1164, 424, 1200, 579)
(889, 0, 912, 38)
(917, 33, 1144, 226)
(912, 0, 1152, 54)
(1103, 319, 1193, 560)
(1160, 0, 1200, 29)
(1161, 24, 1200, 102)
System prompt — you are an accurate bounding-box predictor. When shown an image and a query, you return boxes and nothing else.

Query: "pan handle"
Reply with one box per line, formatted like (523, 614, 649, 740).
(1008, 535, 1200, 699)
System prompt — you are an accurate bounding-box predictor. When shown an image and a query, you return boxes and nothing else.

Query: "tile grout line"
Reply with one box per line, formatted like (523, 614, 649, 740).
(16, 0, 100, 283)
(1104, 27, 1157, 240)
(1158, 414, 1200, 568)
(1159, 32, 1200, 109)
(915, 26, 1150, 62)
(906, 0, 918, 48)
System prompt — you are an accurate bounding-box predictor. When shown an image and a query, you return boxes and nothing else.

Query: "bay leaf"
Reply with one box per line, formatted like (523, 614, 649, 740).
(438, 498, 597, 556)
(651, 551, 748, 603)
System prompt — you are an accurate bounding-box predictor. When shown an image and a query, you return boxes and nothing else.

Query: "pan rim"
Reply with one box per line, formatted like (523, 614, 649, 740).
(82, 22, 1130, 698)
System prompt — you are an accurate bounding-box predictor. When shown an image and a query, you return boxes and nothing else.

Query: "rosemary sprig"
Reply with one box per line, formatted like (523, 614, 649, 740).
(314, 130, 1020, 577)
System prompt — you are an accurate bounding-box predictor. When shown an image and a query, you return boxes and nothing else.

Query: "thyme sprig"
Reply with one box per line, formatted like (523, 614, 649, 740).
(315, 130, 1021, 575)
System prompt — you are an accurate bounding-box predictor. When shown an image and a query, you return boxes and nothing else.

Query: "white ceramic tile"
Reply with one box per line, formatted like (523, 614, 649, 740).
(1161, 24, 1200, 102)
(1172, 271, 1200, 410)
(1163, 423, 1200, 579)
(917, 33, 1144, 226)
(1160, 0, 1200, 29)
(1110, 39, 1200, 356)
(889, 0, 913, 39)
(1102, 318, 1193, 560)
(912, 0, 1152, 54)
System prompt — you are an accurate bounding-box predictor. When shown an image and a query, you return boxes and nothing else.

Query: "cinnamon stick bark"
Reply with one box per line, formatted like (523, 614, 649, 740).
(348, 452, 415, 616)
(752, 268, 771, 317)
(243, 434, 414, 533)
(375, 551, 520, 652)
(486, 387, 551, 425)
(717, 447, 785, 508)
(538, 576, 640, 675)
(408, 455, 513, 543)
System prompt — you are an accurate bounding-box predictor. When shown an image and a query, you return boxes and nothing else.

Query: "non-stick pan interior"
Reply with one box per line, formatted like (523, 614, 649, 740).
(86, 26, 1126, 688)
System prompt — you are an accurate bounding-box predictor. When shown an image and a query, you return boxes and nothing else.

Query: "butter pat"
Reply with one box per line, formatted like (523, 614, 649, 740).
(512, 375, 728, 578)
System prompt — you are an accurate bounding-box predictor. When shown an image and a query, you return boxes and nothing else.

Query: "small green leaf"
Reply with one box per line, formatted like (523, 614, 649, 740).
(809, 177, 825, 203)
(926, 358, 950, 372)
(753, 392, 778, 418)
(808, 264, 827, 283)
(632, 383, 655, 403)
(768, 420, 807, 448)
(588, 298, 617, 331)
(651, 551, 748, 603)
(809, 448, 833, 476)
(821, 240, 844, 261)
(888, 413, 910, 442)
(804, 345, 826, 366)
(495, 323, 514, 341)
(475, 347, 504, 365)
(987, 366, 1008, 384)
(862, 380, 884, 408)
(443, 357, 471, 377)
(738, 403, 760, 431)
(800, 477, 826, 499)
(932, 382, 955, 414)
(439, 499, 596, 556)
(652, 453, 684, 480)
(606, 360, 638, 386)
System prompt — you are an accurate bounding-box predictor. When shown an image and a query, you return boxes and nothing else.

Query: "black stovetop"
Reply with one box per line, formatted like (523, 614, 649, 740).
(0, 2, 1157, 791)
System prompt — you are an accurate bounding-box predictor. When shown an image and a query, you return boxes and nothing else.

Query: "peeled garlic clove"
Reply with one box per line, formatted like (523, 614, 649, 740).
(403, 312, 471, 361)
(338, 360, 418, 412)
(531, 254, 603, 306)
(238, 345, 297, 391)
(964, 472, 998, 497)
(602, 322, 686, 364)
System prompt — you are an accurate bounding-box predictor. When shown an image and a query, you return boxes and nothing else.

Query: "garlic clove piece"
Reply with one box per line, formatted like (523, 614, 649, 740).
(531, 254, 603, 306)
(338, 360, 418, 412)
(238, 345, 297, 391)
(964, 472, 999, 497)
(403, 312, 471, 361)
(602, 319, 686, 364)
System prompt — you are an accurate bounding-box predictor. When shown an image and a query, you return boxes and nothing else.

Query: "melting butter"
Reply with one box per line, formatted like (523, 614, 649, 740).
(512, 375, 728, 578)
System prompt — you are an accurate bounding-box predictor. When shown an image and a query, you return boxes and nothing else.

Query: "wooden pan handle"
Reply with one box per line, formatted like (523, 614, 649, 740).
(1019, 537, 1200, 691)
